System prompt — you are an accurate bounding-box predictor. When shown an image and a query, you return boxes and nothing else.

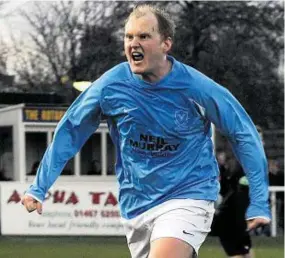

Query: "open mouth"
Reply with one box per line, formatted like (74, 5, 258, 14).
(132, 52, 144, 62)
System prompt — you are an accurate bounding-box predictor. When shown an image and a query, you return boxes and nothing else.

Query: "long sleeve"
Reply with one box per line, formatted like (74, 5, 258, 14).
(25, 81, 104, 202)
(192, 76, 271, 220)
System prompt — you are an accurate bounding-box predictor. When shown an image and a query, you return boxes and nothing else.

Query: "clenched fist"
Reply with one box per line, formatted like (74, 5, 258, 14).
(21, 195, 42, 215)
(247, 217, 270, 231)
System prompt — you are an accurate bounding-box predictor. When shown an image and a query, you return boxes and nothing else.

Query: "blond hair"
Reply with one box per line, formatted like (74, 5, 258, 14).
(125, 4, 175, 41)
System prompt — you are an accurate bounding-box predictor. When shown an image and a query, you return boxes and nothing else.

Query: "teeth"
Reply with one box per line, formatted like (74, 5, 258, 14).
(132, 52, 144, 61)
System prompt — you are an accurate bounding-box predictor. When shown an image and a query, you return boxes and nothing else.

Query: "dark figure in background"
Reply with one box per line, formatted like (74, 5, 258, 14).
(88, 159, 101, 175)
(212, 151, 253, 258)
(268, 159, 284, 233)
(216, 149, 232, 198)
(28, 161, 40, 176)
(0, 169, 11, 181)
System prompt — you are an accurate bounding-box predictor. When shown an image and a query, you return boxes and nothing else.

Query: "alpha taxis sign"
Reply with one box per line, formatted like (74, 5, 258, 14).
(1, 182, 125, 235)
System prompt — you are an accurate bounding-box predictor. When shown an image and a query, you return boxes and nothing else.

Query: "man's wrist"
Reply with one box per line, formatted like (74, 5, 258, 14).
(25, 193, 43, 203)
(246, 216, 271, 222)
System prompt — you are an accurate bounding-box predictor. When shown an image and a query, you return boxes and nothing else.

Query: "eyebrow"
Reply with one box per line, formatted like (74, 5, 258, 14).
(125, 32, 151, 37)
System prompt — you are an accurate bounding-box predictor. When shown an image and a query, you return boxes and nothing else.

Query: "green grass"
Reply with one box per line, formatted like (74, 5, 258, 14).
(0, 236, 283, 258)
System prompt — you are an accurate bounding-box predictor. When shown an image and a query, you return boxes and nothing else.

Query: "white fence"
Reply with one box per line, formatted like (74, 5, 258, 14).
(269, 186, 284, 237)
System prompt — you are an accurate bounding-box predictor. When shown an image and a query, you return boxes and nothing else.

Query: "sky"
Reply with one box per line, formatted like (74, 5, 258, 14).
(0, 1, 83, 40)
(0, 1, 31, 38)
(0, 1, 84, 74)
(0, 1, 33, 74)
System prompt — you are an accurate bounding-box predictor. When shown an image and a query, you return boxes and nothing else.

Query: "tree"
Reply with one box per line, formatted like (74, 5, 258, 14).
(0, 1, 18, 92)
(170, 1, 284, 129)
(12, 1, 84, 92)
(0, 37, 8, 74)
(75, 25, 124, 82)
(0, 1, 9, 73)
(66, 1, 131, 82)
(12, 1, 132, 94)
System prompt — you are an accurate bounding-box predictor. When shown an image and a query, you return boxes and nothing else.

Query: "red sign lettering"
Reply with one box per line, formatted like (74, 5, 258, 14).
(53, 191, 65, 203)
(89, 192, 118, 206)
(104, 192, 118, 206)
(65, 192, 79, 205)
(7, 190, 21, 203)
(89, 192, 105, 204)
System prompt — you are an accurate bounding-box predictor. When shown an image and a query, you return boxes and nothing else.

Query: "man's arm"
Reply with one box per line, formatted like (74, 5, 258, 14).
(22, 80, 104, 212)
(192, 76, 271, 223)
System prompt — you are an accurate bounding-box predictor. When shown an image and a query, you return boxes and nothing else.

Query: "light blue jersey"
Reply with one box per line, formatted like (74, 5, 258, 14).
(27, 56, 271, 220)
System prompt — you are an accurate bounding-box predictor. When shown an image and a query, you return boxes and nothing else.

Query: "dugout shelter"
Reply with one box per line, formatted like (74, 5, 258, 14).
(0, 103, 116, 183)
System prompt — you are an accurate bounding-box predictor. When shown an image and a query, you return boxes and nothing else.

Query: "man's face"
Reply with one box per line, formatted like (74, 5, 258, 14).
(124, 12, 171, 78)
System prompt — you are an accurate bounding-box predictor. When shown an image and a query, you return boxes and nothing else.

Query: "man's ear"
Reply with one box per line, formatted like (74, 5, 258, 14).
(162, 37, 173, 53)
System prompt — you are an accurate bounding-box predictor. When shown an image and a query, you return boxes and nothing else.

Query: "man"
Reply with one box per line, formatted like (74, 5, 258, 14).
(213, 125, 267, 258)
(268, 159, 284, 234)
(214, 155, 254, 258)
(22, 4, 270, 258)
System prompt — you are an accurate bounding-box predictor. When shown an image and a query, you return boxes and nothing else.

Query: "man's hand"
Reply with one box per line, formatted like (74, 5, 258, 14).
(21, 195, 42, 215)
(247, 217, 270, 231)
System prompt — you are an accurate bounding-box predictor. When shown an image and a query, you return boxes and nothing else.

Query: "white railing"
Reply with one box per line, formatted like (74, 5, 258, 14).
(269, 186, 284, 237)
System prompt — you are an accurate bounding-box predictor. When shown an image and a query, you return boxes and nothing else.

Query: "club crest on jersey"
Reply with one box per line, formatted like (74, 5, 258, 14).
(174, 110, 189, 130)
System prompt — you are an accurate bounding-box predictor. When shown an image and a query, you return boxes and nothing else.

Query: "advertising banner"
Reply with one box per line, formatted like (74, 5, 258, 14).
(1, 182, 125, 236)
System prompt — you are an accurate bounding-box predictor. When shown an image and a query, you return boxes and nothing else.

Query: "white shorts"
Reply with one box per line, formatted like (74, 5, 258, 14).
(121, 199, 215, 258)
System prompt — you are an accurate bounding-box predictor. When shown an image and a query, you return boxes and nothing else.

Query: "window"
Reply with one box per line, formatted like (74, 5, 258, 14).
(25, 132, 47, 176)
(0, 126, 13, 181)
(23, 123, 116, 179)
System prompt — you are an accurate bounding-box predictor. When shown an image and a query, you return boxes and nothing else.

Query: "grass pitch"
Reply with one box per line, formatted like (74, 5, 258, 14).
(0, 236, 283, 258)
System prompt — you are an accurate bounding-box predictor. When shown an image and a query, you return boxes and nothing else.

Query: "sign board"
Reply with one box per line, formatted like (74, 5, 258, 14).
(1, 182, 125, 236)
(23, 107, 67, 122)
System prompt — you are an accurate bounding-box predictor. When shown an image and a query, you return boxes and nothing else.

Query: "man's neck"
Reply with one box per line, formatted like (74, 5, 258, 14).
(140, 58, 172, 83)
